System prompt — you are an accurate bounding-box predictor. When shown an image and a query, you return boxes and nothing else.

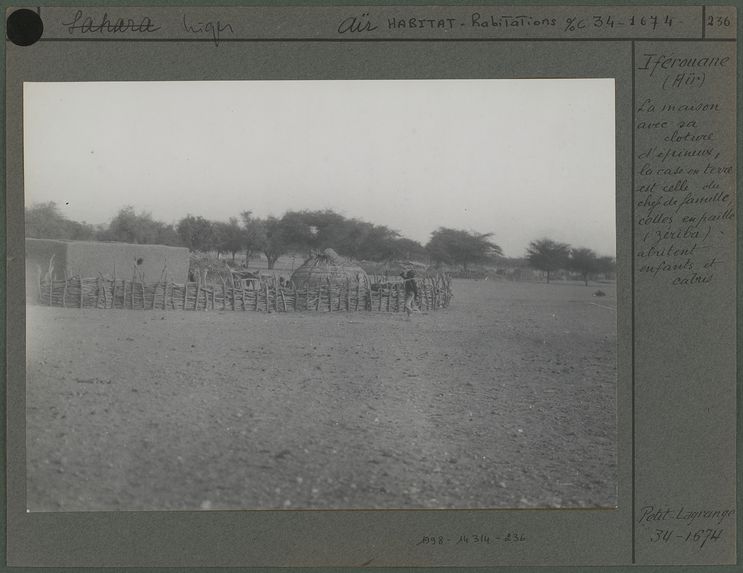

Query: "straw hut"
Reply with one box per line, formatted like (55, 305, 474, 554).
(290, 248, 370, 290)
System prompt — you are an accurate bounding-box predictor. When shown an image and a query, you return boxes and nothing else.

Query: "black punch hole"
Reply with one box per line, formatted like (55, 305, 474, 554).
(7, 9, 44, 46)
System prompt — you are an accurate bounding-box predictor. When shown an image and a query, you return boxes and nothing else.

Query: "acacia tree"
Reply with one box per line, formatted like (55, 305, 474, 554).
(259, 209, 426, 263)
(277, 211, 316, 252)
(351, 224, 400, 261)
(568, 247, 600, 286)
(106, 207, 155, 244)
(25, 202, 95, 240)
(596, 256, 617, 280)
(305, 210, 349, 250)
(388, 237, 428, 262)
(176, 215, 216, 252)
(260, 216, 291, 269)
(213, 218, 244, 260)
(426, 228, 502, 271)
(336, 219, 374, 259)
(152, 224, 181, 246)
(525, 238, 571, 283)
(239, 210, 266, 266)
(100, 206, 181, 245)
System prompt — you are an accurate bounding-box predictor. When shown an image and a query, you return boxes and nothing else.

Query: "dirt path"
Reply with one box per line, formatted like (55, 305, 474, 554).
(26, 280, 617, 511)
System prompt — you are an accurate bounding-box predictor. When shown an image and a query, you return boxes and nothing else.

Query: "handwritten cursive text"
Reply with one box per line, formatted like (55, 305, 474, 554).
(182, 14, 235, 46)
(62, 10, 161, 34)
(338, 12, 379, 34)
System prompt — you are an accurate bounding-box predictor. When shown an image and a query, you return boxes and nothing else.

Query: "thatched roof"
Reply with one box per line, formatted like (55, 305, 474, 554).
(290, 248, 370, 289)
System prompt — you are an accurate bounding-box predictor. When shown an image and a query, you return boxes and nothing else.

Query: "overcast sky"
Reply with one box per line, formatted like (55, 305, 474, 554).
(24, 79, 615, 258)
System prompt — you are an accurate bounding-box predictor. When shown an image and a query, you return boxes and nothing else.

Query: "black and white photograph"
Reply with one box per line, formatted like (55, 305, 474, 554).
(24, 79, 617, 512)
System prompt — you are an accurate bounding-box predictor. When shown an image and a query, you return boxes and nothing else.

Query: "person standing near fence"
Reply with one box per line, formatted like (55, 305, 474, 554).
(401, 270, 419, 319)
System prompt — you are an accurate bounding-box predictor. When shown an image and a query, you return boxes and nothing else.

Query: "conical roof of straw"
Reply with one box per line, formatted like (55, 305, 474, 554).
(290, 248, 370, 289)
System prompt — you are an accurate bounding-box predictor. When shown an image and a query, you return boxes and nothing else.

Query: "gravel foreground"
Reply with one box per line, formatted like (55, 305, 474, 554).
(26, 279, 617, 511)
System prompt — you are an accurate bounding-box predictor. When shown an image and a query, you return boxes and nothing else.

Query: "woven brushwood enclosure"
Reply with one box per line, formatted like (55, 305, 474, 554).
(35, 272, 453, 313)
(361, 259, 432, 285)
(290, 249, 371, 290)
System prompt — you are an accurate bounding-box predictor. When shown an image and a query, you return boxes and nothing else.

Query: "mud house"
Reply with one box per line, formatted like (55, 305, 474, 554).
(25, 238, 190, 300)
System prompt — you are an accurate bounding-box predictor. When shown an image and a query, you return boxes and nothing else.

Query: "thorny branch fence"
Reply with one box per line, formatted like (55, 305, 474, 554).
(35, 275, 453, 313)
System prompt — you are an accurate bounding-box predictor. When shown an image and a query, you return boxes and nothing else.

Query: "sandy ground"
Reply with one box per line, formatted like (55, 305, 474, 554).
(26, 279, 617, 511)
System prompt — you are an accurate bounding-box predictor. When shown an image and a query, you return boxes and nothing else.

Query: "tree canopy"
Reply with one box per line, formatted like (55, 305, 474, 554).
(426, 228, 503, 271)
(260, 216, 290, 269)
(25, 203, 430, 268)
(25, 202, 95, 241)
(27, 205, 618, 285)
(212, 218, 244, 260)
(525, 238, 571, 283)
(100, 206, 179, 246)
(266, 209, 426, 264)
(568, 247, 601, 286)
(238, 211, 260, 259)
(596, 255, 617, 279)
(176, 215, 216, 252)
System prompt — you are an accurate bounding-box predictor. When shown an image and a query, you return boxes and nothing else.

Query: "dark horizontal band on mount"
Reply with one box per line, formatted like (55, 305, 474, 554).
(30, 37, 736, 43)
